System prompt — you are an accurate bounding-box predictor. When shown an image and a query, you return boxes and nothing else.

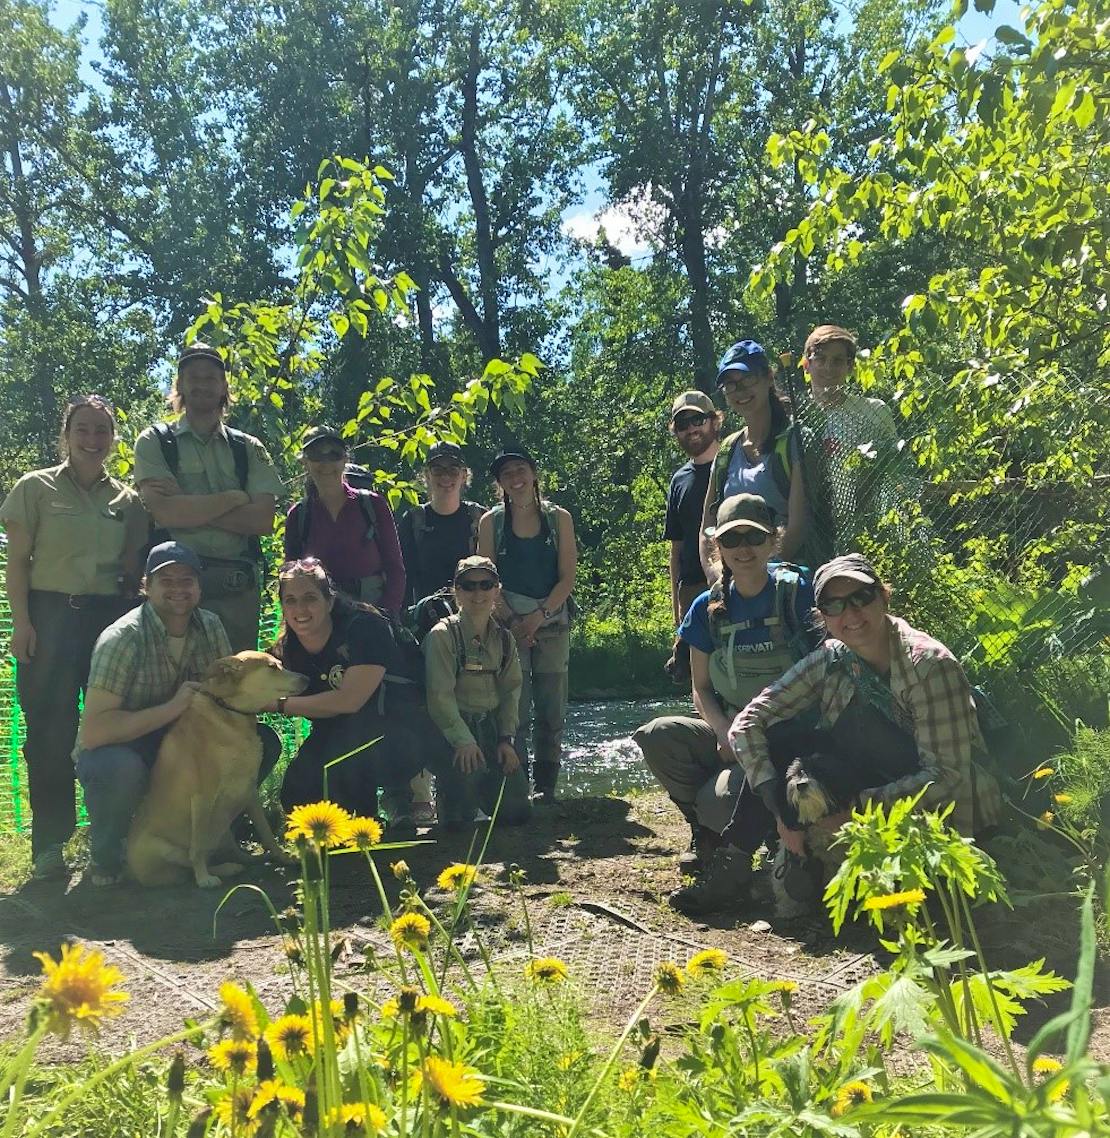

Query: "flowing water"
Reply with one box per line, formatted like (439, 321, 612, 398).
(558, 697, 691, 798)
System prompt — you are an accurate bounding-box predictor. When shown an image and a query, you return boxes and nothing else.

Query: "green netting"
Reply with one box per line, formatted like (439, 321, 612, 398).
(0, 554, 306, 836)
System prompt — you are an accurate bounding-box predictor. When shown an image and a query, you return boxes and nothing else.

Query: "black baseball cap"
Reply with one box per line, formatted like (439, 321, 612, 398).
(489, 448, 537, 478)
(426, 441, 465, 467)
(300, 426, 346, 454)
(813, 554, 881, 603)
(177, 342, 226, 373)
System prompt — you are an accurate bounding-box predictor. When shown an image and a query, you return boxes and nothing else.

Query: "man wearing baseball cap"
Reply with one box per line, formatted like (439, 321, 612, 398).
(74, 541, 278, 884)
(132, 342, 284, 652)
(663, 390, 723, 684)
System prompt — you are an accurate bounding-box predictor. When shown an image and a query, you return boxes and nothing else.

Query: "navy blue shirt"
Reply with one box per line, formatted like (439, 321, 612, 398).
(679, 569, 816, 655)
(664, 459, 713, 587)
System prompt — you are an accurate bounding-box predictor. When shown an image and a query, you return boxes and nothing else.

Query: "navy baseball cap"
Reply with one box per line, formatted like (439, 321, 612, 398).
(715, 340, 770, 386)
(145, 541, 203, 577)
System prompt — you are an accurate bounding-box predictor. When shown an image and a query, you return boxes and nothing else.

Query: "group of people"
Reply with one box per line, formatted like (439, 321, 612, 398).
(4, 324, 998, 918)
(638, 326, 1000, 914)
(4, 343, 575, 884)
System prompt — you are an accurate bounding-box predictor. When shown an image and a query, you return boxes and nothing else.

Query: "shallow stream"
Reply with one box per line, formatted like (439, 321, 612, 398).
(559, 697, 691, 798)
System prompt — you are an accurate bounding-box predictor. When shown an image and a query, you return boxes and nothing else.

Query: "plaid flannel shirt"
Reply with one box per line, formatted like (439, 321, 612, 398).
(87, 602, 232, 710)
(728, 615, 1001, 835)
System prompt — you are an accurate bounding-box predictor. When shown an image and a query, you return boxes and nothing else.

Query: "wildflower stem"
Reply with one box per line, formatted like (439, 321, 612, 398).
(919, 905, 964, 1039)
(0, 1021, 48, 1138)
(487, 1101, 578, 1127)
(24, 1022, 207, 1138)
(931, 881, 983, 1045)
(565, 984, 660, 1138)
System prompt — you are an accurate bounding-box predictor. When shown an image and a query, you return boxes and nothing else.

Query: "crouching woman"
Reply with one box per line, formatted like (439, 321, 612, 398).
(705, 554, 1002, 911)
(270, 558, 445, 832)
(423, 557, 530, 830)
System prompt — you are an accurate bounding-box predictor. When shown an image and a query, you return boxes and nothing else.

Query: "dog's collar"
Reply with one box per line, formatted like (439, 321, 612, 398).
(200, 690, 256, 718)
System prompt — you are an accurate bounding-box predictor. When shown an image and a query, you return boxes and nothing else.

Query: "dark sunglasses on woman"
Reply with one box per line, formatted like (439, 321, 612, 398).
(717, 528, 769, 549)
(456, 577, 498, 592)
(674, 413, 709, 431)
(306, 447, 345, 462)
(817, 583, 880, 616)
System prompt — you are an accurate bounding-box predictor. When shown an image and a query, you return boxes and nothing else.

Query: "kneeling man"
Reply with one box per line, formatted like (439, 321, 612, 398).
(76, 541, 279, 885)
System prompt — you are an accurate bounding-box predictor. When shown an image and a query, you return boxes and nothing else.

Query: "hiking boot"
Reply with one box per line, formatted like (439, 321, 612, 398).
(532, 788, 558, 806)
(32, 845, 67, 880)
(677, 826, 721, 874)
(670, 846, 753, 915)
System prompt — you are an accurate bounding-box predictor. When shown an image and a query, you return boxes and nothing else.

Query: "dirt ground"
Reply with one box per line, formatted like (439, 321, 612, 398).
(2, 790, 1107, 1066)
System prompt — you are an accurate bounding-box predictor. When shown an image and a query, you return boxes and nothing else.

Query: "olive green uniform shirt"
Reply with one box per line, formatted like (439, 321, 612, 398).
(133, 419, 284, 560)
(0, 463, 145, 594)
(423, 611, 522, 748)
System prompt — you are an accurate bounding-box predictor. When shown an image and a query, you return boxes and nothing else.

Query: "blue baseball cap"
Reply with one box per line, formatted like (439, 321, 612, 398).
(715, 340, 770, 386)
(145, 541, 203, 577)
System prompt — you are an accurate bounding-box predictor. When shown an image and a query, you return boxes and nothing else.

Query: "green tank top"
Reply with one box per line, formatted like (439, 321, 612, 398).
(499, 529, 559, 598)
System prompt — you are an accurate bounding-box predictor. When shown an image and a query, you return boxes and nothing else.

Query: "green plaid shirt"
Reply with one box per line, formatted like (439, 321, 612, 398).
(729, 615, 1001, 835)
(87, 602, 231, 710)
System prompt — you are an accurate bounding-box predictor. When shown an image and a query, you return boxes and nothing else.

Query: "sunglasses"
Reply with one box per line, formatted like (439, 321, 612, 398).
(456, 577, 498, 592)
(306, 447, 345, 461)
(717, 528, 769, 549)
(674, 413, 709, 431)
(816, 583, 880, 616)
(718, 374, 766, 393)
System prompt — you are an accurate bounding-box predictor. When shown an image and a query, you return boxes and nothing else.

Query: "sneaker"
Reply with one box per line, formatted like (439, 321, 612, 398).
(677, 826, 721, 874)
(32, 845, 67, 880)
(412, 801, 436, 825)
(670, 846, 753, 915)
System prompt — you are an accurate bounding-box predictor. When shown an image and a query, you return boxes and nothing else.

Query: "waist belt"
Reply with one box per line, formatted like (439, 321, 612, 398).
(200, 555, 256, 569)
(33, 590, 124, 610)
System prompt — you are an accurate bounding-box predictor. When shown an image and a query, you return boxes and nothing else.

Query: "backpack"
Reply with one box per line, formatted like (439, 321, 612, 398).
(445, 615, 514, 679)
(708, 425, 795, 521)
(286, 464, 379, 561)
(409, 587, 458, 643)
(409, 501, 485, 558)
(707, 562, 810, 660)
(148, 421, 264, 566)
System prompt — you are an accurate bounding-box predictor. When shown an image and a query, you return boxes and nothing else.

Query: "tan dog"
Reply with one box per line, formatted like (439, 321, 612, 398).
(127, 652, 308, 888)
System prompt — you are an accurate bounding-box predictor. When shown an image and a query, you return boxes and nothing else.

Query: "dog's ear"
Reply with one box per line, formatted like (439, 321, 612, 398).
(204, 656, 244, 694)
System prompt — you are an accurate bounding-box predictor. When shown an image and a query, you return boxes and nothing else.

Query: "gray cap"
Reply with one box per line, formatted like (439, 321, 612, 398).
(454, 555, 500, 582)
(705, 493, 777, 539)
(813, 554, 881, 603)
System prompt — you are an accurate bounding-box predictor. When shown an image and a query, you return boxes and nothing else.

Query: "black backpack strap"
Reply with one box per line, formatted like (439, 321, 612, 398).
(152, 422, 179, 476)
(498, 624, 513, 677)
(224, 427, 250, 490)
(355, 489, 378, 543)
(287, 500, 307, 560)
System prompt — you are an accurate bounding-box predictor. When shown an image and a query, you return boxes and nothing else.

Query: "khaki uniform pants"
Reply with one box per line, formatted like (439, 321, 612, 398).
(516, 622, 570, 793)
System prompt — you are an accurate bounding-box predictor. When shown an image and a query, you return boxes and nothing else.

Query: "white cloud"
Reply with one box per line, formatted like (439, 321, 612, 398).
(561, 204, 653, 257)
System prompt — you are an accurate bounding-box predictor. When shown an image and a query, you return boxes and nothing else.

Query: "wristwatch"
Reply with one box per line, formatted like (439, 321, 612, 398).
(277, 696, 288, 714)
(498, 735, 514, 745)
(541, 606, 554, 619)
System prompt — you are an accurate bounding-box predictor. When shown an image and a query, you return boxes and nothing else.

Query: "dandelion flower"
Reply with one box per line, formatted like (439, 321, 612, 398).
(214, 1086, 258, 1135)
(32, 943, 129, 1039)
(208, 1038, 257, 1075)
(390, 912, 431, 952)
(556, 1050, 584, 1071)
(265, 1014, 312, 1061)
(437, 863, 479, 891)
(248, 1079, 305, 1119)
(618, 1067, 643, 1092)
(391, 860, 411, 880)
(285, 800, 351, 848)
(418, 994, 458, 1017)
(218, 981, 259, 1040)
(1032, 767, 1054, 780)
(525, 957, 569, 983)
(862, 889, 927, 911)
(1053, 793, 1073, 805)
(654, 961, 685, 994)
(1032, 1056, 1062, 1074)
(686, 948, 728, 977)
(831, 1080, 874, 1117)
(1037, 811, 1055, 829)
(418, 1055, 486, 1108)
(344, 816, 384, 850)
(325, 1102, 388, 1133)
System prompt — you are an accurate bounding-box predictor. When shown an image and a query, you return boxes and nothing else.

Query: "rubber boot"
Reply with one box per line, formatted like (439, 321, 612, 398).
(678, 825, 722, 874)
(670, 845, 753, 914)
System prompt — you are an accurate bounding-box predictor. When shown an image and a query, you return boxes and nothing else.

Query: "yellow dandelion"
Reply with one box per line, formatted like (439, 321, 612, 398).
(417, 994, 457, 1018)
(686, 948, 728, 977)
(1053, 793, 1073, 805)
(285, 800, 351, 848)
(556, 1050, 584, 1071)
(1037, 810, 1055, 829)
(265, 1014, 312, 1061)
(32, 943, 129, 1039)
(391, 860, 411, 880)
(831, 1080, 874, 1117)
(390, 912, 431, 952)
(214, 1086, 258, 1135)
(218, 981, 259, 1040)
(325, 1102, 388, 1133)
(654, 961, 685, 994)
(418, 1055, 486, 1108)
(344, 815, 384, 850)
(862, 888, 927, 912)
(247, 1078, 305, 1119)
(208, 1038, 257, 1075)
(1032, 1056, 1062, 1074)
(1031, 767, 1054, 780)
(436, 862, 479, 891)
(618, 1067, 643, 1092)
(525, 957, 569, 983)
